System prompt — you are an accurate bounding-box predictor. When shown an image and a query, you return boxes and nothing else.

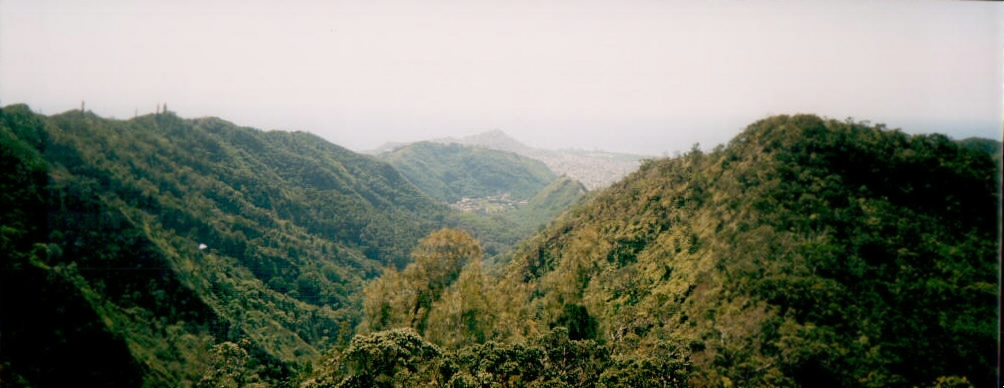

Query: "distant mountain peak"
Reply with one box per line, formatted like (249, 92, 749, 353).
(449, 130, 532, 154)
(374, 129, 646, 190)
(432, 129, 646, 190)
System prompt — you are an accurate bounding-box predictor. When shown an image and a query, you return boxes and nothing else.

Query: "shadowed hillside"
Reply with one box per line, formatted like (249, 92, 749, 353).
(0, 104, 453, 386)
(3, 107, 997, 387)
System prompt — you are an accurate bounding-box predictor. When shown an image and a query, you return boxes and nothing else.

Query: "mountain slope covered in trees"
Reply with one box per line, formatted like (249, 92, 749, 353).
(500, 115, 999, 386)
(379, 141, 557, 203)
(0, 105, 467, 386)
(957, 136, 1002, 166)
(379, 141, 588, 262)
(2, 106, 997, 387)
(327, 115, 998, 387)
(438, 129, 646, 190)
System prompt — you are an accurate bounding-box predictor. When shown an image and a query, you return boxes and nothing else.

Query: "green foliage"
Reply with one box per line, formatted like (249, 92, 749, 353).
(308, 327, 630, 387)
(497, 176, 589, 246)
(554, 304, 598, 341)
(5, 104, 996, 387)
(380, 142, 556, 203)
(198, 340, 267, 388)
(424, 259, 493, 349)
(598, 341, 690, 388)
(383, 142, 587, 262)
(304, 328, 443, 388)
(0, 105, 457, 386)
(1, 105, 149, 387)
(492, 115, 998, 387)
(955, 136, 1001, 166)
(361, 228, 484, 336)
(442, 327, 613, 387)
(445, 340, 548, 387)
(446, 175, 587, 263)
(519, 176, 588, 219)
(925, 375, 974, 388)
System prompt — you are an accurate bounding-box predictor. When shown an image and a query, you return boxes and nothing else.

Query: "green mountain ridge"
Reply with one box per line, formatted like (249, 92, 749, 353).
(1, 105, 999, 387)
(326, 114, 998, 387)
(956, 136, 1003, 166)
(0, 105, 464, 386)
(378, 141, 557, 203)
(436, 129, 647, 190)
(502, 115, 999, 386)
(378, 141, 587, 263)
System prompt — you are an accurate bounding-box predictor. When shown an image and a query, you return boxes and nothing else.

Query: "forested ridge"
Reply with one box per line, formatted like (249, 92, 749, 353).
(0, 104, 530, 386)
(379, 141, 558, 203)
(314, 115, 999, 387)
(377, 141, 587, 262)
(1, 106, 999, 387)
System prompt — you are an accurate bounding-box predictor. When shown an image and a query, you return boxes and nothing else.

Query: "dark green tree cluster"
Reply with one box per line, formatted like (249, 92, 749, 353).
(0, 105, 470, 386)
(305, 326, 689, 388)
(1, 105, 148, 387)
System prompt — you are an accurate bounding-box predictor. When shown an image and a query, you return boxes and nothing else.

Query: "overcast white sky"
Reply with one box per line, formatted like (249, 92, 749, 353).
(2, 0, 1001, 155)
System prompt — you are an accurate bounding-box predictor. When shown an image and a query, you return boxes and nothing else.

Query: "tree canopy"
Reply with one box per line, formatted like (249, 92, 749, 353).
(314, 114, 999, 387)
(2, 105, 997, 387)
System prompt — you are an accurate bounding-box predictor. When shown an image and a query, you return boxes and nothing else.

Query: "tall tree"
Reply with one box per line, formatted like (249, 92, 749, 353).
(360, 228, 483, 336)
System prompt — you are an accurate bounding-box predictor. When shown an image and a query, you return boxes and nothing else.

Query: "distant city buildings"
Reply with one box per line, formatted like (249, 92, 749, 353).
(450, 193, 526, 214)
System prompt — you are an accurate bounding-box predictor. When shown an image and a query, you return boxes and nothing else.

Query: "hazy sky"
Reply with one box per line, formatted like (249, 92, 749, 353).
(2, 0, 1001, 155)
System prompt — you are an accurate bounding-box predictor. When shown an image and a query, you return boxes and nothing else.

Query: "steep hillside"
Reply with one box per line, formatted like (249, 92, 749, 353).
(0, 105, 452, 386)
(1, 106, 149, 387)
(379, 141, 556, 203)
(378, 141, 587, 261)
(452, 176, 588, 264)
(327, 115, 998, 387)
(504, 115, 998, 386)
(516, 176, 589, 225)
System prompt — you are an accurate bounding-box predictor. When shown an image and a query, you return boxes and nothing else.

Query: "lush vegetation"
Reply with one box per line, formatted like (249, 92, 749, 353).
(452, 176, 588, 265)
(379, 142, 557, 203)
(1, 105, 152, 386)
(956, 136, 1002, 166)
(0, 105, 463, 386)
(442, 129, 646, 190)
(379, 141, 587, 262)
(2, 106, 998, 387)
(311, 115, 998, 387)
